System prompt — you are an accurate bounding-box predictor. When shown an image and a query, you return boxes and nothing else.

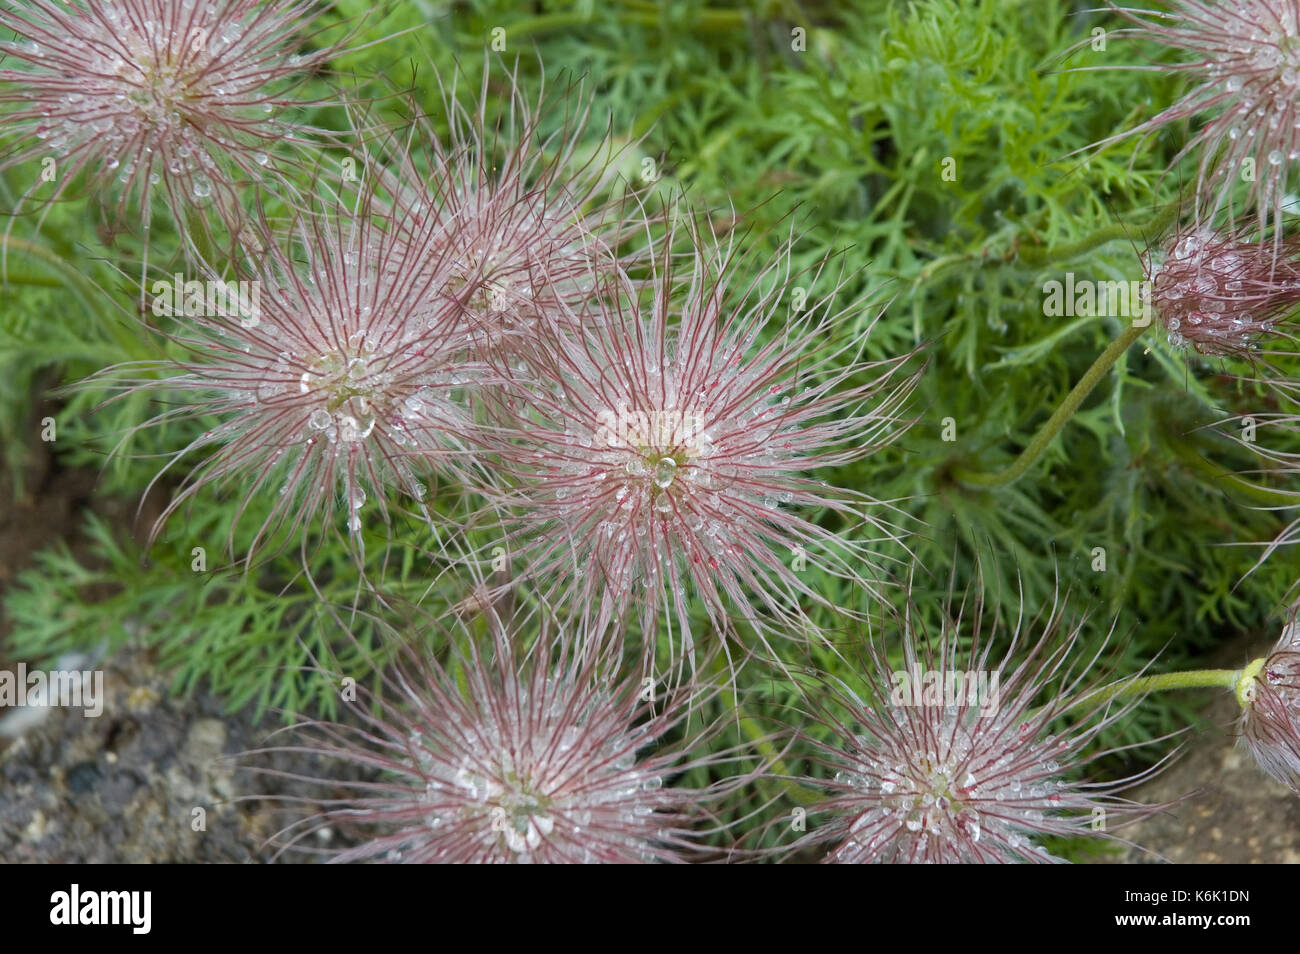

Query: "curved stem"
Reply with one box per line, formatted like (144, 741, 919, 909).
(1015, 202, 1182, 268)
(0, 235, 156, 364)
(954, 321, 1147, 489)
(10, 237, 165, 368)
(1059, 660, 1266, 716)
(0, 271, 63, 288)
(1235, 657, 1268, 708)
(918, 204, 1184, 286)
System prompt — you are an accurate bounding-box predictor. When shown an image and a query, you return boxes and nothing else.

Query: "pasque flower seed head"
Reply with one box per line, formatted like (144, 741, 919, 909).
(1098, 0, 1300, 233)
(248, 598, 745, 863)
(1144, 223, 1300, 357)
(484, 217, 918, 666)
(790, 585, 1168, 863)
(0, 0, 339, 235)
(1239, 616, 1300, 792)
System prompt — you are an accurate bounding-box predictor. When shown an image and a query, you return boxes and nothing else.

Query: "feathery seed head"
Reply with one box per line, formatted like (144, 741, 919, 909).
(367, 70, 647, 361)
(486, 221, 917, 658)
(0, 0, 337, 229)
(1106, 0, 1300, 231)
(1144, 223, 1300, 356)
(104, 181, 498, 563)
(252, 603, 739, 863)
(791, 588, 1163, 863)
(1238, 616, 1300, 792)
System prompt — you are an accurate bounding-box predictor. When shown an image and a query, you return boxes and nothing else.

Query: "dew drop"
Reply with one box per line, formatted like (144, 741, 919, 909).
(652, 457, 677, 489)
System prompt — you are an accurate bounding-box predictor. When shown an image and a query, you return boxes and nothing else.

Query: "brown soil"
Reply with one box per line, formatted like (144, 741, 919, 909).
(0, 394, 367, 863)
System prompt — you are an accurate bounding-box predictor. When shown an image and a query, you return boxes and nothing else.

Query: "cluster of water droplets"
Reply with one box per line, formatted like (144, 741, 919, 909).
(558, 337, 807, 571)
(833, 709, 1072, 862)
(21, 1, 289, 201)
(1203, 9, 1300, 169)
(178, 240, 492, 546)
(294, 346, 384, 447)
(411, 684, 665, 862)
(1148, 227, 1293, 353)
(1240, 620, 1300, 788)
(251, 324, 457, 455)
(562, 370, 714, 531)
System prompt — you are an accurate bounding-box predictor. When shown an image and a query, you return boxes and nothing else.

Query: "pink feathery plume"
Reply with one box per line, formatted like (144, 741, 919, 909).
(242, 591, 755, 864)
(481, 214, 919, 671)
(786, 577, 1174, 863)
(92, 166, 505, 570)
(0, 0, 344, 247)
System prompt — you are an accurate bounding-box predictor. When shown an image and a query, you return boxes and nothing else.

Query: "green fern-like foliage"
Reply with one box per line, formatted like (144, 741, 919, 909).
(4, 0, 1299, 862)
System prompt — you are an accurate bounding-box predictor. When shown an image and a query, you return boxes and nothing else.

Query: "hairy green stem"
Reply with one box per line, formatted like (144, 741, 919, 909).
(0, 271, 63, 288)
(1061, 661, 1266, 715)
(2, 236, 104, 317)
(919, 204, 1183, 286)
(1015, 203, 1182, 268)
(954, 321, 1147, 489)
(0, 236, 155, 362)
